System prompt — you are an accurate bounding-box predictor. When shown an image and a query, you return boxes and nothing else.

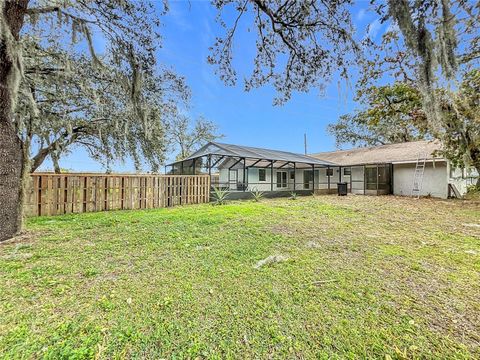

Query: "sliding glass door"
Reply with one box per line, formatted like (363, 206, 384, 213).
(365, 165, 391, 194)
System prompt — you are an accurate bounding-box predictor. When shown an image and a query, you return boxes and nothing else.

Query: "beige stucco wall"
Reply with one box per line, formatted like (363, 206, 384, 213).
(393, 162, 448, 198)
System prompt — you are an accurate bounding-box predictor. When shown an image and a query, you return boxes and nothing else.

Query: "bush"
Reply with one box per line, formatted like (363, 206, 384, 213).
(465, 184, 480, 200)
(466, 184, 480, 194)
(211, 187, 230, 205)
(250, 188, 265, 202)
(289, 192, 298, 200)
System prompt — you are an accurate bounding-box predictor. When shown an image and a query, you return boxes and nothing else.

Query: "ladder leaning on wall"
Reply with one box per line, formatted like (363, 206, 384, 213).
(412, 153, 427, 198)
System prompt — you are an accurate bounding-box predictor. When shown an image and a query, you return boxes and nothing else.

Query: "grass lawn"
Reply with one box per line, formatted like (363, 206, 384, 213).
(1, 195, 479, 359)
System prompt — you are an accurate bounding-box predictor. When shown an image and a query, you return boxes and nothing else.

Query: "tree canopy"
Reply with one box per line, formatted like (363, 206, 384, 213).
(209, 0, 358, 104)
(330, 69, 480, 185)
(17, 38, 190, 173)
(0, 0, 176, 240)
(328, 82, 430, 147)
(436, 69, 480, 181)
(166, 115, 223, 161)
(372, 0, 480, 127)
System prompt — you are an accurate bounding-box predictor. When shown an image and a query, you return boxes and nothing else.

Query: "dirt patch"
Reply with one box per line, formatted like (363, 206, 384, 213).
(0, 230, 38, 246)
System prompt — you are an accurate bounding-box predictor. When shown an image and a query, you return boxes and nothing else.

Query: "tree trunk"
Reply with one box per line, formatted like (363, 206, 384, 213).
(0, 120, 24, 241)
(0, 0, 29, 241)
(30, 147, 50, 173)
(52, 151, 61, 173)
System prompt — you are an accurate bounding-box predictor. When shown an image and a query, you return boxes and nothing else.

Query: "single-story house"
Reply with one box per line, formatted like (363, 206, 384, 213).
(311, 140, 477, 198)
(166, 142, 337, 198)
(166, 140, 477, 199)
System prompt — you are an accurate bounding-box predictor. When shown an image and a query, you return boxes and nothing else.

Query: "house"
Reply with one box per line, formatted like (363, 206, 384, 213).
(311, 140, 477, 198)
(166, 142, 336, 198)
(166, 140, 477, 199)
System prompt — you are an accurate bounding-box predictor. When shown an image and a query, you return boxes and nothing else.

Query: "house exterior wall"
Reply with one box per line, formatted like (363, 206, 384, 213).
(218, 166, 341, 192)
(218, 161, 456, 198)
(393, 162, 448, 198)
(350, 166, 364, 194)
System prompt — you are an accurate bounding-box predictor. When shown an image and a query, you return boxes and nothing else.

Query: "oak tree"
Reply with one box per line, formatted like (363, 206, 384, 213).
(18, 40, 189, 173)
(0, 0, 164, 241)
(166, 115, 223, 161)
(328, 82, 429, 147)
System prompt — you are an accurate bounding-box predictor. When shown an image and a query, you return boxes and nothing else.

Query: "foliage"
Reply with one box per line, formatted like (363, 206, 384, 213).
(465, 184, 480, 201)
(1, 196, 479, 357)
(250, 188, 265, 202)
(328, 82, 430, 147)
(211, 187, 230, 205)
(166, 115, 223, 161)
(369, 1, 480, 127)
(435, 69, 480, 185)
(466, 184, 480, 194)
(17, 40, 190, 172)
(331, 69, 480, 186)
(209, 0, 359, 105)
(0, 0, 169, 239)
(289, 192, 298, 200)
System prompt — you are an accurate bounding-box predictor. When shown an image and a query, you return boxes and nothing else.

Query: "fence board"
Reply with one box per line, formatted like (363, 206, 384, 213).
(26, 173, 211, 217)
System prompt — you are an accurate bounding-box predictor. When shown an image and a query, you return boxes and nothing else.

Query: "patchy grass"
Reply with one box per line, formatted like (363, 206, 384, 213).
(1, 195, 479, 359)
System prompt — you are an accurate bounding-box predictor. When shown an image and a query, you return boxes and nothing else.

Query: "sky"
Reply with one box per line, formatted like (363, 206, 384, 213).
(39, 0, 387, 173)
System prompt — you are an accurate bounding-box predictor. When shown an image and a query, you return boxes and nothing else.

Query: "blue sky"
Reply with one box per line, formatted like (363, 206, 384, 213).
(41, 1, 386, 172)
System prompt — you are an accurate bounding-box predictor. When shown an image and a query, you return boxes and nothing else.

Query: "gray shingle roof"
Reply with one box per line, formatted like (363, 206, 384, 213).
(310, 140, 443, 166)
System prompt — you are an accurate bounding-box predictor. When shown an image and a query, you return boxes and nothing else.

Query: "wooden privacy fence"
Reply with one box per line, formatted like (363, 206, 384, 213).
(25, 173, 211, 217)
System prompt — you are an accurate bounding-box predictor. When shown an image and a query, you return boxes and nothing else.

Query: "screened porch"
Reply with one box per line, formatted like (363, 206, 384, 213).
(166, 142, 393, 197)
(166, 142, 339, 195)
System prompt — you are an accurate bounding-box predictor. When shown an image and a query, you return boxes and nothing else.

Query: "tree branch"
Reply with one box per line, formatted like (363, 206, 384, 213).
(25, 6, 60, 15)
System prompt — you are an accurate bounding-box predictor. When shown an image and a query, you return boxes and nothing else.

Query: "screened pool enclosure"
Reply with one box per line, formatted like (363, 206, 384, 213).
(165, 142, 394, 197)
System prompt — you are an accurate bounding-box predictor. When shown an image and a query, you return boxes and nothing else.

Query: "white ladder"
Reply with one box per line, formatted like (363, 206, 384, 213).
(412, 153, 427, 198)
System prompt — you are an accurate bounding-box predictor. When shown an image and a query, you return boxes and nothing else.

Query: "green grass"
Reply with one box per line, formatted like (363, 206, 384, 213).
(1, 195, 479, 359)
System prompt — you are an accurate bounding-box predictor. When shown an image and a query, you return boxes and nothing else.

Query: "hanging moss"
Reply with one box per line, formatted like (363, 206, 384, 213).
(387, 0, 462, 129)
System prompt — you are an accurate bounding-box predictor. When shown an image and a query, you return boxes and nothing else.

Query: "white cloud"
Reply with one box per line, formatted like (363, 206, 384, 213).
(356, 9, 367, 22)
(167, 1, 193, 32)
(367, 18, 383, 39)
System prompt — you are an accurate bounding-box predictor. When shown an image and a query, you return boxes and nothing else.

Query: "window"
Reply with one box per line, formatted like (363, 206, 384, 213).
(258, 169, 266, 182)
(276, 171, 287, 188)
(290, 171, 295, 180)
(343, 168, 351, 176)
(326, 168, 333, 176)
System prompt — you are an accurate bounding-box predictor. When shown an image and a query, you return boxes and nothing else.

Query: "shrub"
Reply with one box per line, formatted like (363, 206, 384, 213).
(211, 187, 230, 205)
(466, 184, 480, 194)
(250, 188, 265, 202)
(289, 192, 298, 200)
(465, 184, 480, 200)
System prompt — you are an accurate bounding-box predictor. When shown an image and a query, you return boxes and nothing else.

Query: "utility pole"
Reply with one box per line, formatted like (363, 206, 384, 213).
(304, 133, 307, 155)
